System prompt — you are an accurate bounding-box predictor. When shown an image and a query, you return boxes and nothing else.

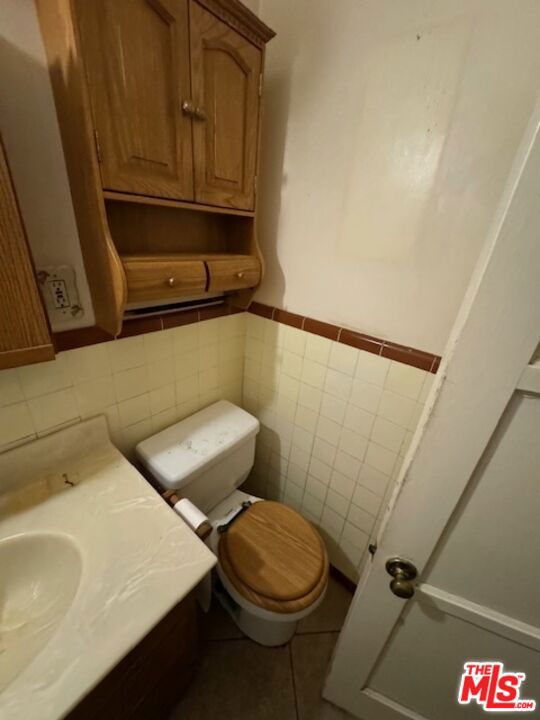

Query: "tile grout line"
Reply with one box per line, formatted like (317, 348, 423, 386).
(288, 641, 301, 720)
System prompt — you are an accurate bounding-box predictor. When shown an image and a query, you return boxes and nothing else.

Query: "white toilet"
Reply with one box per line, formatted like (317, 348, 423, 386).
(136, 400, 329, 646)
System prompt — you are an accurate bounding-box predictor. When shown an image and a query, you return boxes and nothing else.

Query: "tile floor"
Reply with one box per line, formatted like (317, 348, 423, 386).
(170, 577, 356, 720)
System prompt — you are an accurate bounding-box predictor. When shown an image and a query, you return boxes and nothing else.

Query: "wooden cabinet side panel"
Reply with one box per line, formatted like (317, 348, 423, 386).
(190, 1, 262, 211)
(0, 139, 54, 369)
(35, 0, 127, 336)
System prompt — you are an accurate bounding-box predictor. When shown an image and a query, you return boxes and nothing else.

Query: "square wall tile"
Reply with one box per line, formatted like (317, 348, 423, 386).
(75, 376, 116, 417)
(113, 365, 149, 402)
(338, 428, 368, 461)
(365, 441, 398, 475)
(147, 357, 175, 391)
(358, 464, 390, 497)
(279, 375, 300, 402)
(324, 369, 352, 401)
(0, 368, 24, 407)
(289, 445, 311, 472)
(325, 489, 350, 518)
(107, 336, 146, 373)
(347, 504, 376, 535)
(329, 470, 355, 500)
(312, 437, 337, 467)
(350, 378, 382, 414)
(65, 344, 110, 384)
(18, 355, 72, 399)
(28, 388, 79, 434)
(0, 402, 35, 448)
(315, 416, 341, 446)
(143, 329, 174, 363)
(385, 362, 426, 400)
(333, 450, 361, 480)
(371, 416, 407, 452)
(301, 359, 327, 389)
(341, 522, 369, 552)
(302, 492, 323, 520)
(355, 351, 390, 387)
(308, 457, 332, 484)
(297, 383, 322, 412)
(295, 405, 318, 434)
(306, 475, 327, 502)
(351, 484, 382, 517)
(118, 393, 151, 428)
(283, 326, 307, 356)
(378, 390, 415, 428)
(328, 342, 358, 376)
(343, 404, 375, 438)
(320, 393, 347, 424)
(304, 333, 332, 365)
(149, 384, 175, 415)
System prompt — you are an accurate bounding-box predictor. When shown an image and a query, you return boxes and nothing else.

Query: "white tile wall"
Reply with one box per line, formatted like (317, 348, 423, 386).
(0, 313, 245, 459)
(0, 308, 433, 584)
(242, 314, 433, 581)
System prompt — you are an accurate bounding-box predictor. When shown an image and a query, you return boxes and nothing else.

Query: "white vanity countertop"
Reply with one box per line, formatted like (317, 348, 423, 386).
(0, 416, 216, 720)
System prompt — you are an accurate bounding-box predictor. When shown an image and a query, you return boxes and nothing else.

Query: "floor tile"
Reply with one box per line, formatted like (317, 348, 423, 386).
(170, 639, 297, 720)
(291, 634, 355, 719)
(297, 577, 353, 634)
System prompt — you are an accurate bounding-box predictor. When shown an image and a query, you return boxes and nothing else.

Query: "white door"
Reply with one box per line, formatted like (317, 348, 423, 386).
(324, 104, 540, 720)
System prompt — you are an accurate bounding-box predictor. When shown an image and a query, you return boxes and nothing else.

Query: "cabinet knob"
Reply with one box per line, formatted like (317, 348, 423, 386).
(181, 100, 206, 121)
(236, 272, 244, 279)
(167, 277, 175, 287)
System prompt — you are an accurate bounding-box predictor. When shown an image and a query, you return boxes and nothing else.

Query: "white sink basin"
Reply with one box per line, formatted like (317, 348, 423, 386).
(0, 533, 82, 692)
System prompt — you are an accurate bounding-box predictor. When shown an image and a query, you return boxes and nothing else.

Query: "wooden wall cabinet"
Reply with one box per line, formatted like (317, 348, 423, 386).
(37, 0, 274, 336)
(0, 137, 54, 370)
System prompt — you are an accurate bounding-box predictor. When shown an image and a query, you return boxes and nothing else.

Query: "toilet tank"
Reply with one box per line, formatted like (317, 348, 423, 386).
(135, 401, 260, 513)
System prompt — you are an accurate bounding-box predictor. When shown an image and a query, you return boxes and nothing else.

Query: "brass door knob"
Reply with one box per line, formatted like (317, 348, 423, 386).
(385, 557, 417, 599)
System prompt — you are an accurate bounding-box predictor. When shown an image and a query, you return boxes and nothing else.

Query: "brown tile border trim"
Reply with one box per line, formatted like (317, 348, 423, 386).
(53, 302, 241, 353)
(53, 299, 441, 373)
(249, 302, 441, 374)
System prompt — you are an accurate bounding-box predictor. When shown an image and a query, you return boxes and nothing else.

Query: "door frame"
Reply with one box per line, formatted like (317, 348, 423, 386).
(323, 102, 540, 719)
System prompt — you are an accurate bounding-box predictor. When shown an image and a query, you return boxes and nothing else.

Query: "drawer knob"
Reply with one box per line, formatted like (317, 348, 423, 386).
(236, 272, 244, 279)
(167, 277, 175, 287)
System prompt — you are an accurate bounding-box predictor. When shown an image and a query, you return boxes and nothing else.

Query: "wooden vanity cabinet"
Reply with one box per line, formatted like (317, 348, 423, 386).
(0, 138, 54, 369)
(37, 0, 274, 336)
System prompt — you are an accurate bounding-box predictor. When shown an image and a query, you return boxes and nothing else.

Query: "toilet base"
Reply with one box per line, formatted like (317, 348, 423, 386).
(214, 578, 298, 647)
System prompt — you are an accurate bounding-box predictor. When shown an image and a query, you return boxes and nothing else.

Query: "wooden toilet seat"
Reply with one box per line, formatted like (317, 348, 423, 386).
(218, 501, 329, 614)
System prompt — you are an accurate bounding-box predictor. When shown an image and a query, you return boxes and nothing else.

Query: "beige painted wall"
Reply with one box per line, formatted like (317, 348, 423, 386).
(255, 0, 540, 354)
(0, 0, 94, 330)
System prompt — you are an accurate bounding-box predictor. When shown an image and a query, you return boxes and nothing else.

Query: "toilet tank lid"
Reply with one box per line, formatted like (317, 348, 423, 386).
(135, 401, 259, 490)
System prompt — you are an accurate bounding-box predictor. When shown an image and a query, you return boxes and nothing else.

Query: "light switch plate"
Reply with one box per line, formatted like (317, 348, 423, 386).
(37, 265, 84, 324)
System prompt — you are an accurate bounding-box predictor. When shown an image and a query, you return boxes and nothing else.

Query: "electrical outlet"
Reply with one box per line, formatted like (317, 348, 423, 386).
(37, 265, 84, 323)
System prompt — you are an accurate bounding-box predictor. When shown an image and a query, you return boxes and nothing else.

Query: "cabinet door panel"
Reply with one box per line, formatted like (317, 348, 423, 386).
(77, 0, 194, 201)
(190, 2, 262, 210)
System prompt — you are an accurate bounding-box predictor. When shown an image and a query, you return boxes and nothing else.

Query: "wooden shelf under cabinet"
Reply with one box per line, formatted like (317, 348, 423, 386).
(121, 253, 261, 305)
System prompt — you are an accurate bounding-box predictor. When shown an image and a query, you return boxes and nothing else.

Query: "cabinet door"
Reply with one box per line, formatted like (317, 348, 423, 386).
(0, 139, 54, 369)
(190, 2, 262, 210)
(76, 0, 194, 201)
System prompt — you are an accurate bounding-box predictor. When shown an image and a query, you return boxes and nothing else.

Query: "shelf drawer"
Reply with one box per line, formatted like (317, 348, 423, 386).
(122, 256, 207, 303)
(206, 256, 261, 293)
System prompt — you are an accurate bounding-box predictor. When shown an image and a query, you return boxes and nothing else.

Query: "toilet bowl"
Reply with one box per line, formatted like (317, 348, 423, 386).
(136, 401, 329, 646)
